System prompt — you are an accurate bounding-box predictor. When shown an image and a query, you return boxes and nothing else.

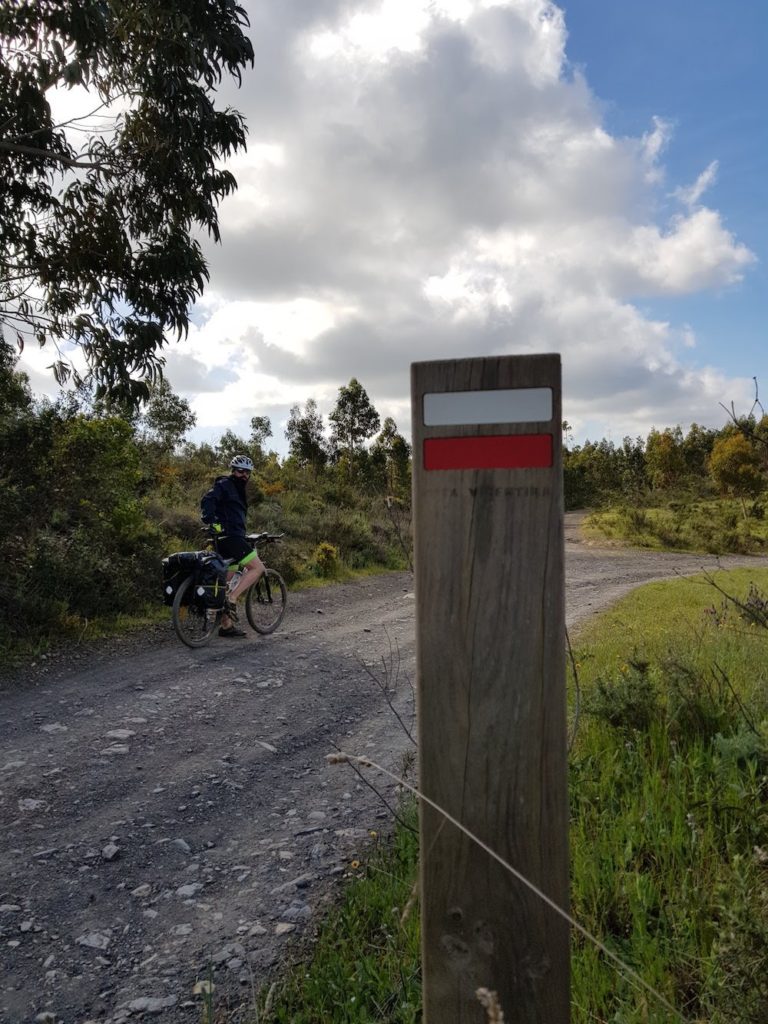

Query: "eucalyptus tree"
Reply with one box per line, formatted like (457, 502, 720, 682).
(0, 0, 253, 404)
(142, 377, 196, 453)
(709, 433, 765, 517)
(328, 378, 381, 460)
(285, 398, 328, 474)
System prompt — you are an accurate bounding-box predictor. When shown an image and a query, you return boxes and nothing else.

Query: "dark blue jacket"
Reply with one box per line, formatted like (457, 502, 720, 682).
(200, 475, 248, 536)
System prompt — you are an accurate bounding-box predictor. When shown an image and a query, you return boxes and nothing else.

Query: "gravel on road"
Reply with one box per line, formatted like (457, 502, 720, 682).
(1, 519, 764, 1023)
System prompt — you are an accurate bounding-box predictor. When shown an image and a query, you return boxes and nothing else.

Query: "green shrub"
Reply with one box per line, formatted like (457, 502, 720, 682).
(714, 728, 768, 773)
(264, 547, 303, 586)
(664, 661, 742, 744)
(585, 657, 752, 747)
(624, 507, 649, 532)
(584, 660, 661, 733)
(312, 541, 340, 578)
(589, 500, 768, 554)
(146, 503, 201, 546)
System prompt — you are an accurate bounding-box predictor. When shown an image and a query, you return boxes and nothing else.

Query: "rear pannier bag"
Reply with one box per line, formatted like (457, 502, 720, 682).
(161, 552, 199, 606)
(193, 554, 229, 609)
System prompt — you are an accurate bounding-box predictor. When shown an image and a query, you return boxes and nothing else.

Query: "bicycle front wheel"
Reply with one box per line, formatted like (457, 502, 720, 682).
(172, 576, 221, 648)
(245, 568, 287, 635)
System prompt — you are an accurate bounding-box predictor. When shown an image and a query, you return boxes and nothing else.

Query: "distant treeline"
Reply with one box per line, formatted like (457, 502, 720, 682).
(564, 419, 768, 511)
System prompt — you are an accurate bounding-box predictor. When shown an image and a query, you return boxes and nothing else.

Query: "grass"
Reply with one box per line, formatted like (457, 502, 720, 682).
(244, 568, 768, 1023)
(287, 562, 408, 590)
(252, 803, 421, 1024)
(569, 567, 768, 676)
(568, 568, 768, 1022)
(584, 499, 768, 554)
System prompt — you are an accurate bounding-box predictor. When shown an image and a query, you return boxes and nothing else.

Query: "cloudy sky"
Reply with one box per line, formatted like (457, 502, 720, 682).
(23, 0, 767, 450)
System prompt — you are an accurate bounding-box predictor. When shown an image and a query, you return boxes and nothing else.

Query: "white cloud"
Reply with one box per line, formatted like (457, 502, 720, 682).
(639, 115, 673, 183)
(18, 0, 758, 446)
(622, 208, 754, 294)
(16, 338, 88, 401)
(192, 0, 756, 443)
(673, 159, 719, 208)
(308, 0, 432, 60)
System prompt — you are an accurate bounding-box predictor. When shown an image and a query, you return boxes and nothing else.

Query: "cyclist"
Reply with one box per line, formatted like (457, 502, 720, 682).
(200, 455, 265, 638)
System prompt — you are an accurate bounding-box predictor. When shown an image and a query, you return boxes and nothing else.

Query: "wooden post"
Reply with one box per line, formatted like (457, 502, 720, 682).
(411, 354, 568, 1023)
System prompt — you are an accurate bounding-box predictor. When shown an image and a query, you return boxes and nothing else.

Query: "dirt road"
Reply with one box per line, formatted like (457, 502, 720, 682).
(0, 520, 763, 1023)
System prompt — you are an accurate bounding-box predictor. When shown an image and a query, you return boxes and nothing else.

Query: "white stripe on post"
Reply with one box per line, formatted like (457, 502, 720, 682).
(423, 386, 552, 426)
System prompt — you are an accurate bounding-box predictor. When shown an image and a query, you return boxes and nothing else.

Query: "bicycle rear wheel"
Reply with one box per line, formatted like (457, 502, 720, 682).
(245, 568, 287, 634)
(172, 576, 221, 648)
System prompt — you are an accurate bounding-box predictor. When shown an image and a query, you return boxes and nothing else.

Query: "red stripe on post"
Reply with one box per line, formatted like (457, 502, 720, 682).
(424, 433, 553, 471)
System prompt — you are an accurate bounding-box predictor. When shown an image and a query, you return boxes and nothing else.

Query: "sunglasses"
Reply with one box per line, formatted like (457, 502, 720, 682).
(234, 468, 251, 476)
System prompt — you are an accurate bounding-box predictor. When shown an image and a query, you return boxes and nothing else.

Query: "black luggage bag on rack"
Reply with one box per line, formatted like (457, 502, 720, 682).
(161, 552, 199, 607)
(162, 551, 229, 609)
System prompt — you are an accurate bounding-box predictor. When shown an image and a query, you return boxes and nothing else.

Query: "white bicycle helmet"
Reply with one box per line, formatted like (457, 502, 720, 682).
(230, 454, 254, 471)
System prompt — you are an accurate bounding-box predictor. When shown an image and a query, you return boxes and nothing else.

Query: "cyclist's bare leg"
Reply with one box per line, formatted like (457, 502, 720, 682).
(228, 555, 265, 603)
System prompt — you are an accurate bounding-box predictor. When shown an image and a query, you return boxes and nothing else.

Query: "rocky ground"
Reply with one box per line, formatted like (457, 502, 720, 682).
(1, 517, 764, 1023)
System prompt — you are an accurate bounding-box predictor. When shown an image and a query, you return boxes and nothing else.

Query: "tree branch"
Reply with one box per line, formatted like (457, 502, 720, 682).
(719, 377, 767, 453)
(0, 139, 107, 170)
(2, 98, 124, 145)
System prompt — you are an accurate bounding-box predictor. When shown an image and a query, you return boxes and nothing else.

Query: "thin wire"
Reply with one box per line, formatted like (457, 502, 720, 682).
(566, 625, 581, 751)
(328, 751, 687, 1022)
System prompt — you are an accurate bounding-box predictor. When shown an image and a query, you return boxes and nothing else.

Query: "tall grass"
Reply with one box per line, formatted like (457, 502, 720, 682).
(569, 568, 768, 1022)
(246, 569, 768, 1023)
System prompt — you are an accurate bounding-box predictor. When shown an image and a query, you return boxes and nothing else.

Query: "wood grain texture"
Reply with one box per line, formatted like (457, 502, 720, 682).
(411, 355, 569, 1024)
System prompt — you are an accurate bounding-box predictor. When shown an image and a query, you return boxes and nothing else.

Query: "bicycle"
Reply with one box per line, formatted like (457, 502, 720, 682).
(170, 531, 288, 649)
